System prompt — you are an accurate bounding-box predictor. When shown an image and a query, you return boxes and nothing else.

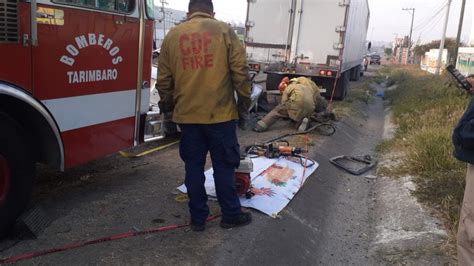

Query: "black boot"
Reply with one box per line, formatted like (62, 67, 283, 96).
(220, 212, 252, 229)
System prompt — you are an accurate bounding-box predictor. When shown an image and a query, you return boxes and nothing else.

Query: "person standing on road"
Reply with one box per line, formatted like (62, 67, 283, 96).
(157, 0, 252, 232)
(363, 56, 369, 71)
(453, 77, 474, 264)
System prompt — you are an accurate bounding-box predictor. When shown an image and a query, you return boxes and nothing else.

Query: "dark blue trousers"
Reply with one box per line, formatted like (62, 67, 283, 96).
(179, 121, 242, 224)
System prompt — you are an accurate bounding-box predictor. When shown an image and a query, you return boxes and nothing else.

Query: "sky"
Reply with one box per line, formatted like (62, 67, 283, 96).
(161, 0, 474, 44)
(368, 0, 473, 44)
(163, 0, 247, 24)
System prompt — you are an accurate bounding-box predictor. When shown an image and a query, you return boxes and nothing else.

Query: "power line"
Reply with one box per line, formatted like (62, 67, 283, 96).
(435, 0, 452, 75)
(412, 5, 447, 40)
(414, 1, 447, 43)
(416, 3, 447, 42)
(412, 0, 446, 30)
(418, 9, 445, 39)
(415, 5, 446, 33)
(412, 0, 447, 31)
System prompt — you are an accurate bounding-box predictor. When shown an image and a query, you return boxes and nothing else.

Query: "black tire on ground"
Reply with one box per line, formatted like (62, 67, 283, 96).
(349, 66, 360, 81)
(343, 74, 349, 99)
(332, 71, 350, 101)
(0, 112, 35, 237)
(353, 66, 361, 82)
(349, 68, 355, 81)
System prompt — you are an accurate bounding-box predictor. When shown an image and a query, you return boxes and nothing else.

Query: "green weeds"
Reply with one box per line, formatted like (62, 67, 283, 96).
(380, 65, 470, 253)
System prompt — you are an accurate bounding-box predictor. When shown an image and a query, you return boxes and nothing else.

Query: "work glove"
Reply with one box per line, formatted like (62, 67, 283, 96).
(238, 118, 251, 131)
(238, 111, 251, 131)
(163, 112, 179, 137)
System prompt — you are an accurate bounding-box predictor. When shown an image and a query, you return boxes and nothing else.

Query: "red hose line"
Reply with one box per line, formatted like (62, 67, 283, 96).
(327, 77, 339, 112)
(0, 215, 221, 264)
(299, 135, 310, 189)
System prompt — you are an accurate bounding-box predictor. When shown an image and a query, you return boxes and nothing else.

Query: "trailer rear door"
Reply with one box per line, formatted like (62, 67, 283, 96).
(246, 0, 293, 63)
(290, 0, 345, 67)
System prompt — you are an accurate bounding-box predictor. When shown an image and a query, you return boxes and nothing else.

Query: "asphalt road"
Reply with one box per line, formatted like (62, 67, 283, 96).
(0, 68, 385, 265)
(213, 98, 383, 265)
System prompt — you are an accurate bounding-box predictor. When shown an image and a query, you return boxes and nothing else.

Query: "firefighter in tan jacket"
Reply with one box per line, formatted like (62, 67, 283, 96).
(157, 0, 252, 231)
(254, 77, 323, 132)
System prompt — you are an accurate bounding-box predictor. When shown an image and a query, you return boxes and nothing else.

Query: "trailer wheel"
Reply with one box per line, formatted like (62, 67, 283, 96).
(0, 112, 35, 236)
(353, 66, 361, 81)
(333, 71, 349, 101)
(349, 67, 360, 81)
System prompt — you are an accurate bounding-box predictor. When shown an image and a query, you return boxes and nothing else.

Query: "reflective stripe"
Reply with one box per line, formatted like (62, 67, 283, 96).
(42, 89, 150, 132)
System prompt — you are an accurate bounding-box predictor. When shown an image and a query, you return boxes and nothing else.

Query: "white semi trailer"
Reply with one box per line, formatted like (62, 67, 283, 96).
(245, 0, 370, 100)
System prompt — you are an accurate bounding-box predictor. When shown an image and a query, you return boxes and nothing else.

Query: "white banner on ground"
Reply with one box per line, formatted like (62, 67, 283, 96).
(177, 157, 319, 217)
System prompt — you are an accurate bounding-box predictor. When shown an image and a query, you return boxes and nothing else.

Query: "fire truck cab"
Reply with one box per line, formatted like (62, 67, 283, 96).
(0, 0, 156, 234)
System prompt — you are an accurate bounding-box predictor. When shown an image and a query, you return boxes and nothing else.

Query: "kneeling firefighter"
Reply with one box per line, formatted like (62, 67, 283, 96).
(254, 77, 328, 132)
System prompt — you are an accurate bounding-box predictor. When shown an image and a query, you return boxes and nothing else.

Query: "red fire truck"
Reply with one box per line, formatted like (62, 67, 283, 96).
(0, 0, 156, 234)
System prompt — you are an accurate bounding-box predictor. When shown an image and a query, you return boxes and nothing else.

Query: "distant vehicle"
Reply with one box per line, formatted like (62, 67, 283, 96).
(370, 54, 381, 65)
(245, 0, 370, 100)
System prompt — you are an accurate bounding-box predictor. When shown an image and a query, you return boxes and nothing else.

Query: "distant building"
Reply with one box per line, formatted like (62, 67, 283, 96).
(420, 49, 448, 74)
(456, 47, 474, 76)
(232, 26, 245, 43)
(154, 7, 187, 48)
(392, 36, 413, 65)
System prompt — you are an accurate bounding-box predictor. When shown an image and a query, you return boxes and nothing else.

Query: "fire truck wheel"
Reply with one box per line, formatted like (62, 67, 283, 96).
(0, 112, 35, 237)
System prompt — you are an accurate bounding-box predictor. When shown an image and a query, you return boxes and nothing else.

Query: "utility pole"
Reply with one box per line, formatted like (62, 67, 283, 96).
(453, 0, 467, 66)
(392, 33, 399, 63)
(160, 0, 168, 41)
(435, 0, 452, 75)
(402, 8, 415, 64)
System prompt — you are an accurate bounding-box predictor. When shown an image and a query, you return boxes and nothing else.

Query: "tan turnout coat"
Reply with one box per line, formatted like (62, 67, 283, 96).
(157, 12, 251, 124)
(282, 77, 318, 122)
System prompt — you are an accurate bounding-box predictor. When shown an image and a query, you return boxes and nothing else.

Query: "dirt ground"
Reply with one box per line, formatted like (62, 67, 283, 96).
(1, 67, 386, 265)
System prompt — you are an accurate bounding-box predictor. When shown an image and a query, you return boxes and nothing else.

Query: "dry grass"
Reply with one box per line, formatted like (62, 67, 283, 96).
(333, 79, 375, 118)
(380, 65, 470, 255)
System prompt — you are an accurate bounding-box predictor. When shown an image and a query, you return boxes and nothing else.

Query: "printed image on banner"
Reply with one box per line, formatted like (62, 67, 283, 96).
(177, 157, 319, 217)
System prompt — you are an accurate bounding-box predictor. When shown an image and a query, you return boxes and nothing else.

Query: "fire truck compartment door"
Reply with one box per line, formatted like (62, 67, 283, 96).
(0, 0, 33, 93)
(32, 1, 141, 168)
